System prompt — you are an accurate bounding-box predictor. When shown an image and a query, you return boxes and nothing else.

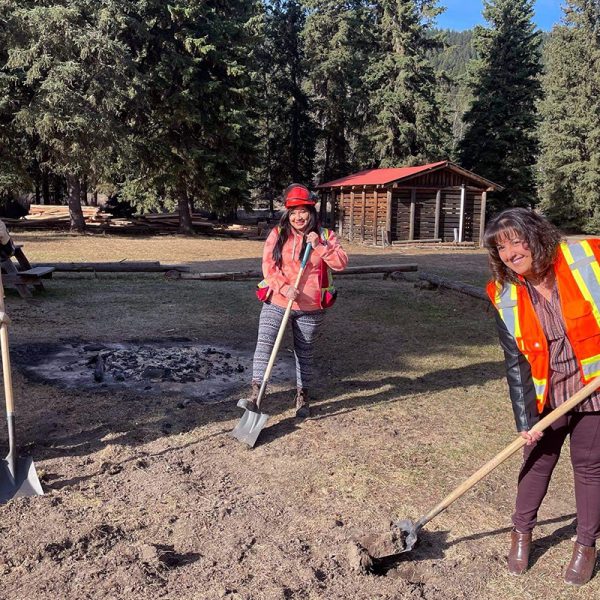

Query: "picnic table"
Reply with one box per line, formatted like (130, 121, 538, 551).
(1, 245, 54, 298)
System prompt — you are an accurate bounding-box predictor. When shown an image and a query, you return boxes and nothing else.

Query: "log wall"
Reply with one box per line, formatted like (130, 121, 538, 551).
(337, 189, 389, 245)
(334, 186, 484, 244)
(438, 189, 482, 242)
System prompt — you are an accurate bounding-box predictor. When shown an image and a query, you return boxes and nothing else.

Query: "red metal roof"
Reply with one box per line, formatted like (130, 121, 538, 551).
(317, 161, 448, 188)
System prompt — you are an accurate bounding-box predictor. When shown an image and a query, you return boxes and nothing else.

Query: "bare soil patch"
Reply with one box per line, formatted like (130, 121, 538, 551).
(0, 232, 594, 599)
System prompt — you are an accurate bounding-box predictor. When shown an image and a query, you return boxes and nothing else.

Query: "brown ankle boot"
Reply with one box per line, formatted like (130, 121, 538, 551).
(564, 542, 597, 586)
(294, 388, 310, 418)
(239, 381, 261, 411)
(507, 529, 532, 575)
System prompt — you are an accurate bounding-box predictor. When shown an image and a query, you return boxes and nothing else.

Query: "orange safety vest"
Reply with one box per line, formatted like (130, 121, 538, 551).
(487, 239, 600, 413)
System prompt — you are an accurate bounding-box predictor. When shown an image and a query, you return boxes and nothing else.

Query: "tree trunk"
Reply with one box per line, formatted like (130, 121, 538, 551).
(67, 175, 86, 232)
(53, 174, 63, 204)
(268, 191, 275, 221)
(81, 176, 88, 206)
(319, 192, 327, 225)
(178, 194, 194, 234)
(35, 175, 41, 204)
(42, 169, 50, 205)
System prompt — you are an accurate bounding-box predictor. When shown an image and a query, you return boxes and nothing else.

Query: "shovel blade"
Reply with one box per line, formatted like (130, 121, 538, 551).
(0, 455, 44, 503)
(395, 519, 419, 553)
(231, 409, 269, 447)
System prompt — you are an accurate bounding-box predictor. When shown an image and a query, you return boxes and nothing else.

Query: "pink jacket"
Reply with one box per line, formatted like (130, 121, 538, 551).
(262, 227, 348, 311)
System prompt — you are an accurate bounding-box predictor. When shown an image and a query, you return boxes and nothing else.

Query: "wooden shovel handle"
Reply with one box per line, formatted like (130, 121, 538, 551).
(0, 325, 13, 414)
(417, 375, 600, 529)
(0, 272, 13, 414)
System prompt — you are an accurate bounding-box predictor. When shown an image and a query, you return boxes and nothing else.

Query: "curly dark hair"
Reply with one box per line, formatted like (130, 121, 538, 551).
(272, 204, 320, 268)
(483, 208, 563, 285)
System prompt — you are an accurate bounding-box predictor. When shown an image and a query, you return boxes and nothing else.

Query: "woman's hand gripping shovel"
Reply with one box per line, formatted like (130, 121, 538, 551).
(0, 273, 43, 503)
(387, 376, 600, 559)
(232, 244, 313, 448)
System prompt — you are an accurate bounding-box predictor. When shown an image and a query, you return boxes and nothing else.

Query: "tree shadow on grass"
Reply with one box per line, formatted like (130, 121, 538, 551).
(14, 354, 503, 464)
(257, 360, 502, 446)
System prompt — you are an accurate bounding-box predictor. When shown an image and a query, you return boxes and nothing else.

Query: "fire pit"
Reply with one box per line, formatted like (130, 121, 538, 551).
(14, 340, 292, 403)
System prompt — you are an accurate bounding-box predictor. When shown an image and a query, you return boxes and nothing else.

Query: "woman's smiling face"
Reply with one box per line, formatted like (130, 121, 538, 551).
(289, 207, 310, 232)
(496, 230, 534, 278)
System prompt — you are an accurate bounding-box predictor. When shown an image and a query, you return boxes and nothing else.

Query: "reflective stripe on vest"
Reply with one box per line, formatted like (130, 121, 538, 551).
(581, 354, 600, 379)
(494, 283, 521, 340)
(532, 376, 546, 402)
(561, 240, 600, 328)
(561, 240, 600, 378)
(492, 282, 547, 406)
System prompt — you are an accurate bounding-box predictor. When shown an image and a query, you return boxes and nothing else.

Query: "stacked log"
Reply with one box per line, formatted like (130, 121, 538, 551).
(165, 264, 418, 281)
(2, 204, 110, 228)
(32, 261, 191, 273)
(27, 204, 111, 222)
(1, 205, 261, 237)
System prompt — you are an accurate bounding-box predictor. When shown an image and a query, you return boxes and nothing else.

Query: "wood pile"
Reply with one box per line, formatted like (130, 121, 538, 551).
(1, 205, 261, 238)
(27, 204, 111, 222)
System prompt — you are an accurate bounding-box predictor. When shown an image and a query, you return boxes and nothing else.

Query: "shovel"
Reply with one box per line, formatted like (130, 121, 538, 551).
(0, 273, 43, 503)
(232, 243, 313, 447)
(395, 375, 600, 555)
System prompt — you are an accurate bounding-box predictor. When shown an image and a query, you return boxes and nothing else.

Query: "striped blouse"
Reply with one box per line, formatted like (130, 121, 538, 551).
(527, 281, 600, 412)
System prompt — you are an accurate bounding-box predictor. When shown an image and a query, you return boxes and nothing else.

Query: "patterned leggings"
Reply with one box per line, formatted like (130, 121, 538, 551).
(252, 302, 325, 389)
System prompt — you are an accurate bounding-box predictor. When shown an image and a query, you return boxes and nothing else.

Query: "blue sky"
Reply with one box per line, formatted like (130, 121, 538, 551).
(435, 1, 563, 31)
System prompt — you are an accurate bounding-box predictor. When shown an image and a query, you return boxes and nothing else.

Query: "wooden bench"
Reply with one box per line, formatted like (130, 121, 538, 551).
(1, 245, 55, 298)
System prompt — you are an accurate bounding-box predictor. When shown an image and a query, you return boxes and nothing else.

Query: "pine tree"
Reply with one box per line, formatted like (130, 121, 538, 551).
(1, 1, 135, 231)
(365, 0, 451, 167)
(0, 3, 31, 197)
(537, 0, 600, 233)
(459, 0, 542, 211)
(430, 29, 477, 153)
(301, 1, 371, 183)
(252, 0, 316, 213)
(119, 0, 260, 230)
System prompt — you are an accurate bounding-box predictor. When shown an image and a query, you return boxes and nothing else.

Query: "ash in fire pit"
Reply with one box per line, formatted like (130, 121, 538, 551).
(91, 346, 243, 384)
(15, 340, 293, 403)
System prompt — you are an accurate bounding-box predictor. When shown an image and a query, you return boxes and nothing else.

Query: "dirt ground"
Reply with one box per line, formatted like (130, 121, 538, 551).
(0, 231, 596, 599)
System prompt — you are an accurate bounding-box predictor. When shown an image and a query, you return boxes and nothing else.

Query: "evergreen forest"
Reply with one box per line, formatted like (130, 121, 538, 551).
(0, 1, 598, 233)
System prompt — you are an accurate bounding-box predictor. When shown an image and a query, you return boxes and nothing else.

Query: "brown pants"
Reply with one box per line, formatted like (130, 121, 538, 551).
(513, 411, 600, 546)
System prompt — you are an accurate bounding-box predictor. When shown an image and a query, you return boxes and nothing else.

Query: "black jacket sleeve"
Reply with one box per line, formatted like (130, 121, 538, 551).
(494, 311, 539, 432)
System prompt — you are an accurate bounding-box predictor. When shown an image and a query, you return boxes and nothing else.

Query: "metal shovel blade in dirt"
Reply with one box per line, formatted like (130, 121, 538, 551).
(394, 376, 600, 556)
(0, 454, 43, 504)
(232, 244, 313, 447)
(231, 405, 270, 447)
(0, 274, 43, 503)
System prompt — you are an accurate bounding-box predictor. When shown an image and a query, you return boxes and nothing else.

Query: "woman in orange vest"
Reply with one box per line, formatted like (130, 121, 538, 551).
(485, 207, 600, 586)
(243, 183, 348, 418)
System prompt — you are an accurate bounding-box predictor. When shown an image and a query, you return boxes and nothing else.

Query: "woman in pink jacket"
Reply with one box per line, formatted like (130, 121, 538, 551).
(246, 183, 348, 417)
